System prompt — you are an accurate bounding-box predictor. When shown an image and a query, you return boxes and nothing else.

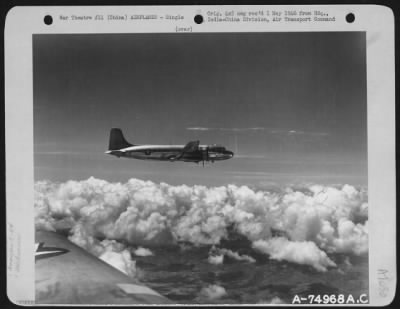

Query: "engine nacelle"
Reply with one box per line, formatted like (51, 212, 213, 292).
(208, 145, 226, 152)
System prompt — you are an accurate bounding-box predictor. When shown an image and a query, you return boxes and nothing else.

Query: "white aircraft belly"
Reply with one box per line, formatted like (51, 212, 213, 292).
(128, 151, 180, 160)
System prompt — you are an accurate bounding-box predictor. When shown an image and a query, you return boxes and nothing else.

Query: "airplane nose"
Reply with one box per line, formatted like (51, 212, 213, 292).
(225, 151, 234, 158)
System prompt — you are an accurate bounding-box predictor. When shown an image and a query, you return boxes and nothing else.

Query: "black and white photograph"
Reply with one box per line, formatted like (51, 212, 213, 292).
(32, 31, 369, 305)
(4, 5, 396, 307)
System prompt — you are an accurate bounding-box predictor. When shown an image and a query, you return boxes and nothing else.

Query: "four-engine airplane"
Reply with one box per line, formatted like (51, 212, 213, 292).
(105, 128, 234, 166)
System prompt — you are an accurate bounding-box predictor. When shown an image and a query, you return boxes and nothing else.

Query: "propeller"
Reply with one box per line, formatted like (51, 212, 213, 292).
(201, 147, 209, 167)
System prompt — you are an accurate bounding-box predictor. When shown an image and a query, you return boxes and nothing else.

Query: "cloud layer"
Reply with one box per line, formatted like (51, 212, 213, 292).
(35, 177, 368, 272)
(208, 247, 256, 265)
(198, 284, 227, 300)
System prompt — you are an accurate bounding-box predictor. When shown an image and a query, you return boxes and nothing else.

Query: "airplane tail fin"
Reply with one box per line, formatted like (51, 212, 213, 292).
(108, 128, 133, 150)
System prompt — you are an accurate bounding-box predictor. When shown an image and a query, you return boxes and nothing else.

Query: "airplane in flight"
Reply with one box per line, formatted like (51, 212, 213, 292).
(105, 128, 234, 166)
(35, 230, 172, 304)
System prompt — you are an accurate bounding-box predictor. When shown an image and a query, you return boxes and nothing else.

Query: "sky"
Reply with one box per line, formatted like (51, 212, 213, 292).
(33, 32, 367, 187)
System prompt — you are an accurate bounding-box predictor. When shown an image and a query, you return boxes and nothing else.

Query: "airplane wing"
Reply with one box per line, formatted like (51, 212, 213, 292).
(182, 140, 200, 152)
(35, 230, 172, 305)
(169, 140, 200, 161)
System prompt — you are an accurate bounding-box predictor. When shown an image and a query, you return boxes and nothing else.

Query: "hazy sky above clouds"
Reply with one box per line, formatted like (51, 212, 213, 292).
(33, 32, 367, 186)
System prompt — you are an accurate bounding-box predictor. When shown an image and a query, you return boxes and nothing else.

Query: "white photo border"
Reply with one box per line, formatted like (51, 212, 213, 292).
(5, 5, 396, 306)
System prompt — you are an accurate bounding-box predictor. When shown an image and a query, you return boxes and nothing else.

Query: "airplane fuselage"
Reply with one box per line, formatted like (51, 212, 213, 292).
(106, 144, 234, 163)
(105, 128, 234, 164)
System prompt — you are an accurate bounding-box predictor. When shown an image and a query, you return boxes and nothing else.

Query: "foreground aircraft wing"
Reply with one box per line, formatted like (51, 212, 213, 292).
(35, 230, 172, 305)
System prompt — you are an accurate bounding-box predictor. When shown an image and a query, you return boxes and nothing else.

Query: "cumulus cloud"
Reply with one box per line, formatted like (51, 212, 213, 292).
(220, 248, 256, 263)
(208, 254, 224, 265)
(198, 284, 227, 300)
(34, 177, 368, 272)
(269, 296, 285, 304)
(252, 237, 336, 272)
(208, 247, 255, 265)
(99, 250, 137, 278)
(134, 247, 154, 257)
(257, 296, 285, 304)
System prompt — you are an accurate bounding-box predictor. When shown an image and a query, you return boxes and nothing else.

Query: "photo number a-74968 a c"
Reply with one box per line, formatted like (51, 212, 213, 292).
(292, 294, 369, 304)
